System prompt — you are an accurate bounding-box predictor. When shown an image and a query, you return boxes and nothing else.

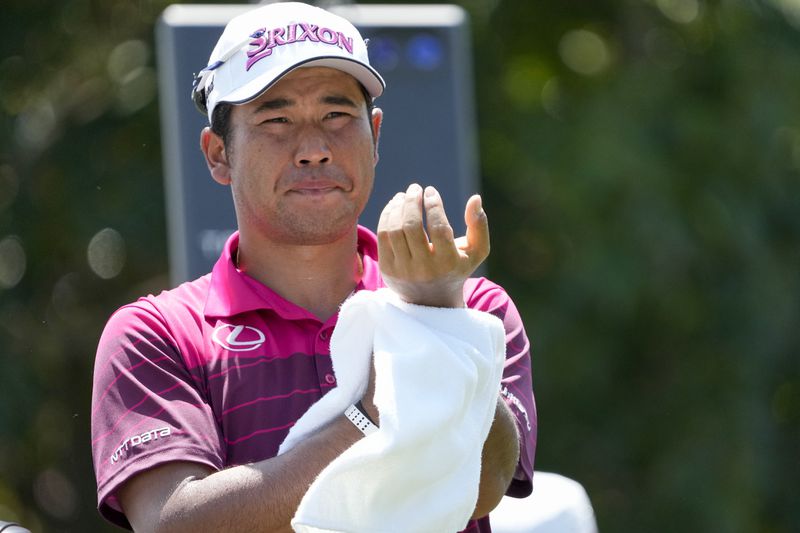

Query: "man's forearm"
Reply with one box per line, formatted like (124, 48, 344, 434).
(473, 396, 520, 519)
(135, 416, 362, 533)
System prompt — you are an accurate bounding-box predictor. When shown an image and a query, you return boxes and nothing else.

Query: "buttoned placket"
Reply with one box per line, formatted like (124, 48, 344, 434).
(315, 325, 336, 387)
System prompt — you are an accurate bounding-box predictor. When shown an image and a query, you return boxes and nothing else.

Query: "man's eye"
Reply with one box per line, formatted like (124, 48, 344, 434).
(326, 111, 349, 119)
(262, 117, 288, 124)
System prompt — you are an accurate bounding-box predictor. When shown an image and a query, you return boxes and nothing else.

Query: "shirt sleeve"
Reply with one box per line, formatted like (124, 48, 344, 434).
(91, 301, 224, 529)
(465, 278, 537, 497)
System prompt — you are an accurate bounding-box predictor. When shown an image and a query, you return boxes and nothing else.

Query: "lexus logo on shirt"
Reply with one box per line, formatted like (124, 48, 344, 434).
(212, 323, 266, 351)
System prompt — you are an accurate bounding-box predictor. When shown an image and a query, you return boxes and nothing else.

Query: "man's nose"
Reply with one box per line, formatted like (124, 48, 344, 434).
(294, 128, 332, 166)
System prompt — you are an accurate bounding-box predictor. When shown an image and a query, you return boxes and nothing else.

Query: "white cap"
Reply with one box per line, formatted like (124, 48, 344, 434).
(192, 2, 385, 122)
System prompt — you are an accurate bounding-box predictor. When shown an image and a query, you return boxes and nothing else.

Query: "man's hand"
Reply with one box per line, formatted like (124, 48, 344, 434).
(377, 183, 489, 308)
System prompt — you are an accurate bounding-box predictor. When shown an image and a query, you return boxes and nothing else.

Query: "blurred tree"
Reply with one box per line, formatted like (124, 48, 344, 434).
(0, 0, 798, 532)
(1, 0, 176, 530)
(472, 1, 800, 531)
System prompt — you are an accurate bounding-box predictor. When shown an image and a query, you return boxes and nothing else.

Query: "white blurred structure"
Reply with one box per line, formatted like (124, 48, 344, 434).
(490, 472, 599, 533)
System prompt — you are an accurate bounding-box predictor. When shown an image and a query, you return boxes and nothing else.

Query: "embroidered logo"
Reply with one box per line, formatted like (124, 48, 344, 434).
(110, 427, 171, 464)
(246, 22, 355, 71)
(212, 323, 266, 352)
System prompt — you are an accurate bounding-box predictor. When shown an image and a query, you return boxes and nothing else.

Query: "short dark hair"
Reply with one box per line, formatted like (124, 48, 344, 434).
(209, 82, 375, 152)
(210, 102, 234, 150)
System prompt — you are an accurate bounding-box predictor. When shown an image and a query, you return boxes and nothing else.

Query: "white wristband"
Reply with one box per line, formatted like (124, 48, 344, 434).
(344, 402, 378, 436)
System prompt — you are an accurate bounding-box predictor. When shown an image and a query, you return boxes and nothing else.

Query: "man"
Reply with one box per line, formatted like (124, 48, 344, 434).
(91, 2, 536, 531)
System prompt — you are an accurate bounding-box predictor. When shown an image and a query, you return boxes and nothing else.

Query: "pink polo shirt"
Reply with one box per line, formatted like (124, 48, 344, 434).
(91, 226, 536, 531)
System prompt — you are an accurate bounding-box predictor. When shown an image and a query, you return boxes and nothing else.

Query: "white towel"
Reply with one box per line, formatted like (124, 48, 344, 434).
(278, 288, 506, 533)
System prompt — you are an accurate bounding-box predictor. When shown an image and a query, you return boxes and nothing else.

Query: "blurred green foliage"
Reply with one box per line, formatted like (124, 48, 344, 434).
(1, 0, 798, 531)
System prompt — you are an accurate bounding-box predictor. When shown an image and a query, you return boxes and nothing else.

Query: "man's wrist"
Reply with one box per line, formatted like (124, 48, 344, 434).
(384, 278, 466, 308)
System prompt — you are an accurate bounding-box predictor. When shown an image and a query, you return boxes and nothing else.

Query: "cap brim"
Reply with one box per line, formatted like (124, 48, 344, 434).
(221, 56, 385, 109)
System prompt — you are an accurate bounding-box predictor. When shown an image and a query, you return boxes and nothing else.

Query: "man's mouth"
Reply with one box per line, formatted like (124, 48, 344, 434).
(288, 177, 347, 195)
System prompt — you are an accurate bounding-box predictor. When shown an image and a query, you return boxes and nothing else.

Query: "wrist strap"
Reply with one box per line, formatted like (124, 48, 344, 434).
(345, 402, 378, 436)
(355, 400, 376, 424)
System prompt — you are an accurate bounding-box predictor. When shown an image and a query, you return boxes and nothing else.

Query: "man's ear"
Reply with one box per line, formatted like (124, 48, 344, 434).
(200, 127, 231, 185)
(370, 107, 383, 164)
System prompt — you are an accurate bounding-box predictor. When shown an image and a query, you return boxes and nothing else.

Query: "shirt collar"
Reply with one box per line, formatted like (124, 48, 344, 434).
(355, 225, 383, 292)
(203, 227, 383, 319)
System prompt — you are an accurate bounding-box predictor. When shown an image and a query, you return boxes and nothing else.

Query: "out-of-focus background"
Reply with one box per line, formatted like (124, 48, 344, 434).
(1, 0, 799, 531)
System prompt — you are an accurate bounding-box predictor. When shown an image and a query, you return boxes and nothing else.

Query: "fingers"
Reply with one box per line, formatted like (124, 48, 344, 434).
(378, 184, 430, 261)
(462, 194, 490, 263)
(378, 184, 488, 275)
(423, 186, 458, 261)
(401, 184, 430, 258)
(377, 193, 399, 264)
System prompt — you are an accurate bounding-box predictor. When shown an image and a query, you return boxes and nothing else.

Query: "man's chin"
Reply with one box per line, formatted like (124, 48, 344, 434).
(271, 217, 358, 246)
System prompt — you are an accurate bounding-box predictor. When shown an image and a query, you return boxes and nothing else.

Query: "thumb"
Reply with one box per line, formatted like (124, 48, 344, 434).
(462, 194, 490, 259)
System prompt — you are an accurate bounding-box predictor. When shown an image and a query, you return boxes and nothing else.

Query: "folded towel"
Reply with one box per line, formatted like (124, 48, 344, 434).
(278, 288, 506, 533)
